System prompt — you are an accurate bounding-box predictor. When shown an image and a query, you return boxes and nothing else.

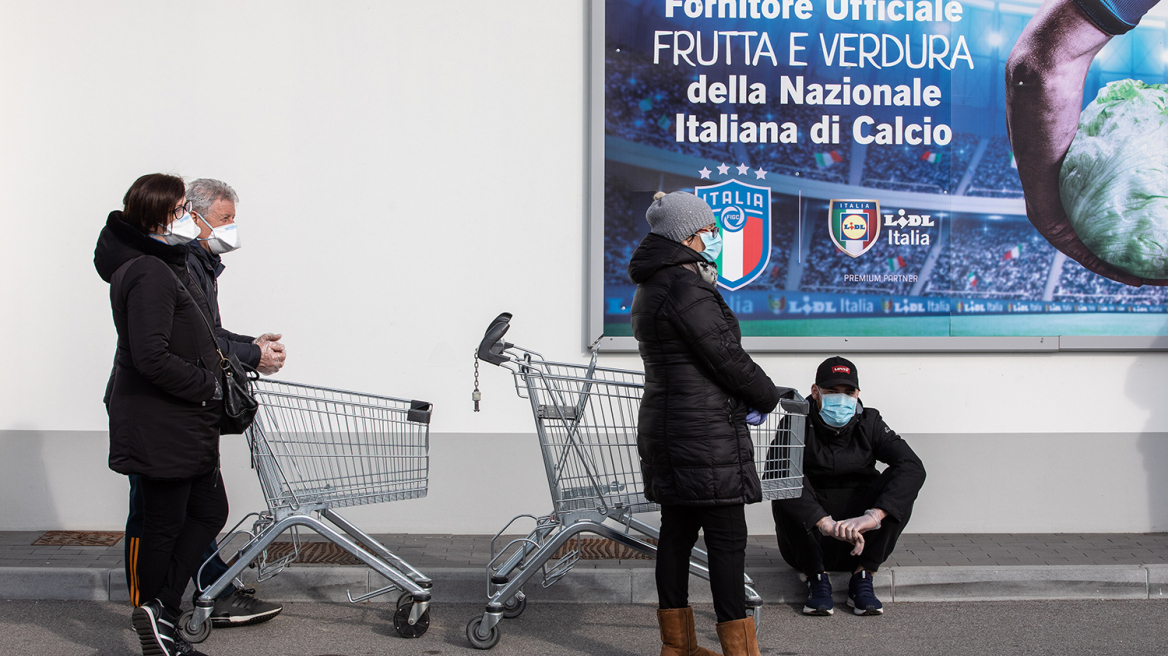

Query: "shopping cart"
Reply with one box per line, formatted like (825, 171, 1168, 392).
(178, 379, 435, 643)
(464, 313, 807, 650)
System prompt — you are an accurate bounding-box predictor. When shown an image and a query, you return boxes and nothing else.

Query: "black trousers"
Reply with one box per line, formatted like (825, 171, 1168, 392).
(656, 504, 747, 624)
(126, 476, 235, 603)
(772, 471, 911, 577)
(125, 470, 229, 616)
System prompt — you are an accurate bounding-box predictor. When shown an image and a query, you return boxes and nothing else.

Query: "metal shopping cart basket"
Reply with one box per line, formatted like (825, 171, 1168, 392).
(178, 379, 435, 643)
(464, 313, 807, 650)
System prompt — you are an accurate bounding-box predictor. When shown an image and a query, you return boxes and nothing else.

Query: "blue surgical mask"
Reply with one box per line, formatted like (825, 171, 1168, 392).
(698, 230, 722, 263)
(819, 393, 858, 427)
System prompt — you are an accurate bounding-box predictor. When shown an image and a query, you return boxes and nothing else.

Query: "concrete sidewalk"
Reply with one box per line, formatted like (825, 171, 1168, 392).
(3, 532, 1168, 605)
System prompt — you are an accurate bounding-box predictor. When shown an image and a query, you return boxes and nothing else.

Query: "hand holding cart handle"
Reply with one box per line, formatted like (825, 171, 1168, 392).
(775, 386, 810, 415)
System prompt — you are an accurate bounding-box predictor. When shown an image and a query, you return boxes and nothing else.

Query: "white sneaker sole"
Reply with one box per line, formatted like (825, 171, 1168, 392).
(211, 605, 283, 627)
(847, 598, 884, 615)
(802, 605, 834, 616)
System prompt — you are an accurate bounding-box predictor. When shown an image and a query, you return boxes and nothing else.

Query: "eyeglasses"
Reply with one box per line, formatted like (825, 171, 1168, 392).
(694, 225, 719, 237)
(173, 200, 193, 219)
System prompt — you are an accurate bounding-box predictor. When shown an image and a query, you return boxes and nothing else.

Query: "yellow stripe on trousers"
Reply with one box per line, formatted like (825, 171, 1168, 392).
(129, 537, 139, 607)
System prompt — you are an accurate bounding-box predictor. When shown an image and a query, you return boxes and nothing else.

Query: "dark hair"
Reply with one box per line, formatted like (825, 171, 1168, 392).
(121, 173, 186, 234)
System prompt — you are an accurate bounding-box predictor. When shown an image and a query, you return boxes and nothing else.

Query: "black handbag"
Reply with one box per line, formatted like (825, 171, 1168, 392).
(209, 347, 259, 435)
(169, 265, 260, 434)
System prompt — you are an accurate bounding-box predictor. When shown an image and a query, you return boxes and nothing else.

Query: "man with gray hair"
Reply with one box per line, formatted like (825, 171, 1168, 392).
(184, 178, 285, 375)
(123, 178, 286, 632)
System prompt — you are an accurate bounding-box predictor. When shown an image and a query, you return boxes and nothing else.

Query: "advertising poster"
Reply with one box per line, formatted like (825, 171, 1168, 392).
(600, 0, 1168, 340)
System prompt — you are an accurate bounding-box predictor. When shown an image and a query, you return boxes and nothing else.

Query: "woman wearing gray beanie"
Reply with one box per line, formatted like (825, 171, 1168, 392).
(627, 191, 780, 656)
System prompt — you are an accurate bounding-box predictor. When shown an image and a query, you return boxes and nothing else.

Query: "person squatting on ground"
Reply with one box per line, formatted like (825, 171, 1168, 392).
(629, 191, 781, 656)
(771, 357, 926, 616)
(121, 179, 285, 632)
(95, 173, 230, 656)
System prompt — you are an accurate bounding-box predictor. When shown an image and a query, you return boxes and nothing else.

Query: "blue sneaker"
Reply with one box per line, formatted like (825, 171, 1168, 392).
(848, 570, 884, 615)
(803, 573, 834, 615)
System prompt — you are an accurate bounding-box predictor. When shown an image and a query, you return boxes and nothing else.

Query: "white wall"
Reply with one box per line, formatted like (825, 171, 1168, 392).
(3, 0, 1168, 534)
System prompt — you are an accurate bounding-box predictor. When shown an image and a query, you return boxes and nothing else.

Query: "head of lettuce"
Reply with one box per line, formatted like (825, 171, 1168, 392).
(1061, 79, 1168, 280)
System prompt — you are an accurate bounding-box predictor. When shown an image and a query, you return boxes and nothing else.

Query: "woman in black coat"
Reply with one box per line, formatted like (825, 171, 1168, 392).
(95, 173, 228, 656)
(628, 191, 780, 656)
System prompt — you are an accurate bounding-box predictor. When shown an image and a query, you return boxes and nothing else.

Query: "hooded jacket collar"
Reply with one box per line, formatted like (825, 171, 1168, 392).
(187, 241, 225, 280)
(627, 233, 706, 284)
(94, 211, 188, 283)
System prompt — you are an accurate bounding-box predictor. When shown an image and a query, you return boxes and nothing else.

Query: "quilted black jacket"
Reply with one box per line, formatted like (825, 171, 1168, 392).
(628, 233, 780, 506)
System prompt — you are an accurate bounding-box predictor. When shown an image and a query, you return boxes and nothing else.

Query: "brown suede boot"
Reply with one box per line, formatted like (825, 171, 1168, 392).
(715, 616, 759, 656)
(657, 607, 722, 656)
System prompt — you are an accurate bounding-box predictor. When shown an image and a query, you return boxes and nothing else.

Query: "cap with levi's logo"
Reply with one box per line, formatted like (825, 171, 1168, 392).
(815, 356, 859, 391)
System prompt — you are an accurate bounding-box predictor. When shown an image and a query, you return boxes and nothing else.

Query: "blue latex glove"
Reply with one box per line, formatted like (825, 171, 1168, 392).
(745, 408, 766, 425)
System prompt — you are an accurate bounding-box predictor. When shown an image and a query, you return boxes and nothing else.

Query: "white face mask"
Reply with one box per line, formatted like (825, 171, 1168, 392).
(162, 212, 200, 245)
(196, 213, 241, 254)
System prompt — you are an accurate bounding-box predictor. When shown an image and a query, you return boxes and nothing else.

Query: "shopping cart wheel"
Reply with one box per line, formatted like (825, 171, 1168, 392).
(393, 592, 430, 639)
(501, 593, 526, 619)
(465, 616, 500, 650)
(177, 609, 211, 644)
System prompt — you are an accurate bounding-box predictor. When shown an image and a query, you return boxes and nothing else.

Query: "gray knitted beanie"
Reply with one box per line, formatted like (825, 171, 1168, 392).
(645, 191, 715, 243)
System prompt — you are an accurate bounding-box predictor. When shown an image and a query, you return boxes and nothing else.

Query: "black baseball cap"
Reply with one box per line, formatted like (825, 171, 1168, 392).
(816, 356, 859, 391)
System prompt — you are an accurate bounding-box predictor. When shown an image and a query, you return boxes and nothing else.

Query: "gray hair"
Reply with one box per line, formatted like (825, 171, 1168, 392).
(186, 178, 239, 217)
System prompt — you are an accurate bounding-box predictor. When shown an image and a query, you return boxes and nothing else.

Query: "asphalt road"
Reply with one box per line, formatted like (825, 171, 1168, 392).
(1, 599, 1165, 656)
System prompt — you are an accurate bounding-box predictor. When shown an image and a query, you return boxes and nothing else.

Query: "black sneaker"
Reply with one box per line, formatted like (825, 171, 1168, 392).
(803, 573, 834, 615)
(848, 570, 884, 615)
(210, 587, 283, 627)
(131, 599, 177, 656)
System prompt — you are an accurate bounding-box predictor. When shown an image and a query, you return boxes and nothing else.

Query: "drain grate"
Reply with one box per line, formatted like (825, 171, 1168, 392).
(262, 542, 365, 565)
(550, 537, 657, 560)
(33, 531, 124, 546)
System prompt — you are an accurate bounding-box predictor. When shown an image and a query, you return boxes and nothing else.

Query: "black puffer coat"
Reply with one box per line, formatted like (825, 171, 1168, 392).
(95, 212, 222, 479)
(628, 233, 781, 507)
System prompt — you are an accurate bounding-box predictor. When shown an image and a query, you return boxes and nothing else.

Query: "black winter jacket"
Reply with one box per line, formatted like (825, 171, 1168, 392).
(95, 212, 222, 479)
(776, 399, 926, 528)
(628, 233, 781, 507)
(186, 244, 262, 369)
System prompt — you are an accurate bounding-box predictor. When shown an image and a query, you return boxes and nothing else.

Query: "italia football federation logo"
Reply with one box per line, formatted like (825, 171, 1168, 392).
(829, 200, 881, 258)
(694, 179, 771, 291)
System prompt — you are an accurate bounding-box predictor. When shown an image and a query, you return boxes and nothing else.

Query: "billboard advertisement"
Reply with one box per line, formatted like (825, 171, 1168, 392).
(595, 0, 1168, 346)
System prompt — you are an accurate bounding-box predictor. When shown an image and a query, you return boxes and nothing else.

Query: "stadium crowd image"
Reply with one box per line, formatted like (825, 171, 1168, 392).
(602, 0, 1168, 337)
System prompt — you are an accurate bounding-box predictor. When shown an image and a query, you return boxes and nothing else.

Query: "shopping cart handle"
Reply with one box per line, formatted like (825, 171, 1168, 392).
(776, 386, 810, 415)
(477, 312, 513, 366)
(408, 400, 433, 424)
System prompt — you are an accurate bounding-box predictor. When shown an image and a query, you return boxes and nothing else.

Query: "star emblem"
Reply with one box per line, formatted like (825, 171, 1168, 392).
(698, 167, 712, 179)
(736, 163, 749, 175)
(754, 168, 767, 179)
(717, 163, 730, 175)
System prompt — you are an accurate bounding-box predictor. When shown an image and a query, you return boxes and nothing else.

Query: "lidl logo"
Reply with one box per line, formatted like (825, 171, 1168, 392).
(829, 200, 881, 258)
(695, 179, 771, 291)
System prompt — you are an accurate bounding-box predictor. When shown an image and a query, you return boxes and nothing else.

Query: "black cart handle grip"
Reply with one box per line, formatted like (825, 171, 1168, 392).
(477, 312, 513, 366)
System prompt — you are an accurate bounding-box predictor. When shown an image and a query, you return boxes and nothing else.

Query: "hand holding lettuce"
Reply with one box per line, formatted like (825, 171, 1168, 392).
(1005, 1, 1151, 287)
(1061, 79, 1168, 280)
